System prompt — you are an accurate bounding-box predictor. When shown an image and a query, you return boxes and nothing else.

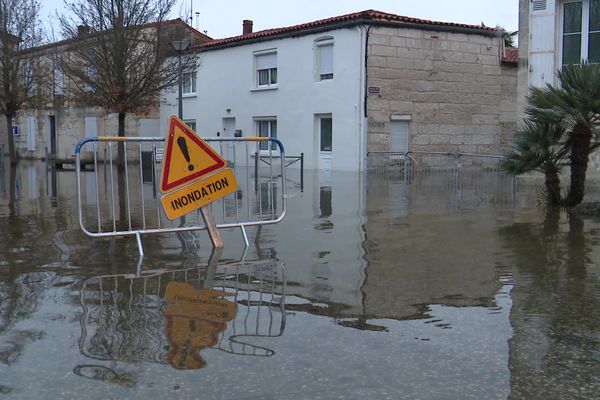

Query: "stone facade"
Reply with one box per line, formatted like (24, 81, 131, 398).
(366, 26, 518, 155)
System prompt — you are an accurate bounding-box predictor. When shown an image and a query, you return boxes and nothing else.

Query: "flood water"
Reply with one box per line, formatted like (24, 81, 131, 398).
(0, 161, 600, 399)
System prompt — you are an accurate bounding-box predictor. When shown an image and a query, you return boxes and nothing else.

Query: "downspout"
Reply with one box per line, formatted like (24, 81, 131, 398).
(359, 25, 371, 172)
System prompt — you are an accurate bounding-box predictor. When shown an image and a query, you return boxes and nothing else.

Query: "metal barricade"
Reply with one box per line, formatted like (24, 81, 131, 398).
(367, 151, 515, 209)
(77, 259, 286, 369)
(75, 136, 287, 254)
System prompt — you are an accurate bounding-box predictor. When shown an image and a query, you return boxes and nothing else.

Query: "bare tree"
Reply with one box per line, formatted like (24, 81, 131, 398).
(58, 0, 198, 163)
(0, 0, 44, 164)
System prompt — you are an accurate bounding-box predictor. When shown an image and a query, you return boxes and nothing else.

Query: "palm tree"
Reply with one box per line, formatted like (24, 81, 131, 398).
(502, 120, 568, 205)
(526, 62, 600, 206)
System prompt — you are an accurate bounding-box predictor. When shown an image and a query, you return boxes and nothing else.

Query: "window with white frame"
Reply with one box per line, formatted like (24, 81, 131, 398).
(255, 51, 277, 87)
(184, 119, 196, 132)
(182, 71, 196, 94)
(320, 116, 332, 152)
(561, 0, 600, 65)
(256, 118, 277, 150)
(316, 39, 334, 81)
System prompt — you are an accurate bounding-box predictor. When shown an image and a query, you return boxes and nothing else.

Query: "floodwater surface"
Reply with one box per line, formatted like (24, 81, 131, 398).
(0, 162, 599, 399)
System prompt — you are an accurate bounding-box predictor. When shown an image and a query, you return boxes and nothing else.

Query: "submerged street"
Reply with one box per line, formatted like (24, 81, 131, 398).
(0, 162, 599, 399)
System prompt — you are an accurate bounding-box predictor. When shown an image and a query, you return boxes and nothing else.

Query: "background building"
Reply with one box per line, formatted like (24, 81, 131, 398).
(161, 10, 518, 172)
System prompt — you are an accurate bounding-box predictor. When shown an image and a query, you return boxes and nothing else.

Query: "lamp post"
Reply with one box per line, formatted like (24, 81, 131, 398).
(169, 40, 191, 120)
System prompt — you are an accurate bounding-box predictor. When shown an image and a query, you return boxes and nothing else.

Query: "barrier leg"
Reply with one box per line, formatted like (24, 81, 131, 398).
(200, 206, 223, 248)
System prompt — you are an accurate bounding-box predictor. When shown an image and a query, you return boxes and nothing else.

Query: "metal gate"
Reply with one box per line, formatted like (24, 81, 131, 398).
(75, 136, 287, 253)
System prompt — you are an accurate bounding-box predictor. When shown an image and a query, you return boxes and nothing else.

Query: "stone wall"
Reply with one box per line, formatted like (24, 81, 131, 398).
(366, 26, 518, 156)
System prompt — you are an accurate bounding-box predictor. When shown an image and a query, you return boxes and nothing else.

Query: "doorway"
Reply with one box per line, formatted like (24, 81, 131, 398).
(222, 117, 236, 164)
(48, 115, 57, 156)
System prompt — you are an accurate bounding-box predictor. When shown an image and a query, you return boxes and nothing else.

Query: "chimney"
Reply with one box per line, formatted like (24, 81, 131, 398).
(243, 20, 253, 35)
(77, 25, 90, 36)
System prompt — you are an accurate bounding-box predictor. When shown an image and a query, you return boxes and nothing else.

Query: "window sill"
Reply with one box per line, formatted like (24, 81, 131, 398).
(182, 93, 197, 98)
(251, 85, 278, 92)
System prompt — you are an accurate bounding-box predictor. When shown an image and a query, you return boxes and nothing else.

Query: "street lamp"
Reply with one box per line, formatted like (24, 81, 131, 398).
(170, 40, 191, 120)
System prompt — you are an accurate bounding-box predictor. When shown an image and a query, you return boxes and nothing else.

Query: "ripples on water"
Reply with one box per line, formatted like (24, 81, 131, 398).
(0, 161, 598, 399)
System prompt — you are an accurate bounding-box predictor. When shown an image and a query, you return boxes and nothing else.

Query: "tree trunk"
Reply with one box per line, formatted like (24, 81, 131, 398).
(117, 112, 126, 167)
(544, 164, 561, 205)
(566, 123, 592, 206)
(5, 114, 16, 165)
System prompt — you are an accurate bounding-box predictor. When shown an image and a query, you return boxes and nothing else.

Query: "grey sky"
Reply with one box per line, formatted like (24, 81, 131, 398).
(41, 0, 519, 41)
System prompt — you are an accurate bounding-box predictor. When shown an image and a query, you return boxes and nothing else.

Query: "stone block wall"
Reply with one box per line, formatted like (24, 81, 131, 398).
(366, 26, 518, 156)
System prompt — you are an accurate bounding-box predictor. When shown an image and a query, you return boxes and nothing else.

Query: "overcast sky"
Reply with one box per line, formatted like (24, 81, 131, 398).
(41, 0, 519, 41)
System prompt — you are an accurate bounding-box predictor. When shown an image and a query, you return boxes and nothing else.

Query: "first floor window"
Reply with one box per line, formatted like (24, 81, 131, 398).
(182, 71, 196, 94)
(316, 41, 334, 80)
(562, 0, 600, 65)
(256, 119, 277, 150)
(320, 117, 332, 152)
(255, 51, 277, 87)
(184, 119, 196, 132)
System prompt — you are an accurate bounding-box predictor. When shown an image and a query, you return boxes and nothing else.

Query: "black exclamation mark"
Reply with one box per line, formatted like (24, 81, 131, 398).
(177, 137, 195, 171)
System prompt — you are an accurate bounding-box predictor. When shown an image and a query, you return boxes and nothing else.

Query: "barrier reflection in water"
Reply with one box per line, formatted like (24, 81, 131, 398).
(77, 258, 286, 373)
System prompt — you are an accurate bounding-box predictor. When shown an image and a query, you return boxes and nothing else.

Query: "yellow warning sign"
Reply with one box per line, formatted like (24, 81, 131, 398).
(164, 282, 237, 370)
(160, 168, 237, 220)
(160, 116, 226, 193)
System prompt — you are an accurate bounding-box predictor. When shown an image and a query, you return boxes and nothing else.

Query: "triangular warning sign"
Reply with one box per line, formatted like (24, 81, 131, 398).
(160, 116, 226, 193)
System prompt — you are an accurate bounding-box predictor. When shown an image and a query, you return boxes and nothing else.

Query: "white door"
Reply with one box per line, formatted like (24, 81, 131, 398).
(390, 120, 410, 154)
(27, 116, 36, 151)
(319, 116, 332, 170)
(222, 117, 236, 164)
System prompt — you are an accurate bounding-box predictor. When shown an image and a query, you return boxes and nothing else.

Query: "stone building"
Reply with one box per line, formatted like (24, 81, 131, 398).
(8, 19, 210, 162)
(161, 9, 518, 171)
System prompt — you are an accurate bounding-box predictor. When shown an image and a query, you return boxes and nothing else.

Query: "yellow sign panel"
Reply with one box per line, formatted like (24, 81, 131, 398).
(164, 282, 237, 370)
(160, 116, 226, 193)
(160, 168, 237, 220)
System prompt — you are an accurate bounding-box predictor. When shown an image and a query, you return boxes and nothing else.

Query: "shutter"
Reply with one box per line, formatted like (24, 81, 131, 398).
(256, 52, 277, 69)
(529, 0, 557, 86)
(319, 43, 334, 75)
(532, 0, 546, 12)
(27, 116, 36, 151)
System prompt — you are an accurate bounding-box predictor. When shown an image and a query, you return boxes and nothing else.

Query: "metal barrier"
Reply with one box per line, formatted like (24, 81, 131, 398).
(75, 136, 287, 254)
(77, 259, 286, 368)
(367, 151, 515, 209)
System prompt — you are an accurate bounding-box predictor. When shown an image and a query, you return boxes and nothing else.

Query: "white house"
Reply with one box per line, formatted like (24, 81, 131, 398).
(162, 10, 517, 172)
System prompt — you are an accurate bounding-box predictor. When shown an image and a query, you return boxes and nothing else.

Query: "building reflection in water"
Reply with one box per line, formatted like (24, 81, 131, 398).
(76, 258, 286, 378)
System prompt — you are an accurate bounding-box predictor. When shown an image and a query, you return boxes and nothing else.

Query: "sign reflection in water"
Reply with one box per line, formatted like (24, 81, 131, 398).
(77, 259, 286, 377)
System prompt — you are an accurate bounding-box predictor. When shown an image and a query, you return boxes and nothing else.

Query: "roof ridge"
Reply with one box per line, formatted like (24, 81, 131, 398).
(192, 8, 500, 50)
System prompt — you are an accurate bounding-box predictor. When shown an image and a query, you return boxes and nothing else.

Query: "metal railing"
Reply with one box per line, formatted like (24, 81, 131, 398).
(75, 136, 287, 254)
(367, 151, 516, 209)
(77, 259, 286, 368)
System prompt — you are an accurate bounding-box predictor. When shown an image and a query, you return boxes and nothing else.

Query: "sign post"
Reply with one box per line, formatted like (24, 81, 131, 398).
(160, 116, 237, 248)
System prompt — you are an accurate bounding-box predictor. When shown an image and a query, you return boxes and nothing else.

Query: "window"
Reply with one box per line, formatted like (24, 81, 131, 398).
(320, 117, 332, 152)
(256, 118, 277, 150)
(561, 0, 600, 65)
(316, 39, 334, 80)
(255, 51, 277, 87)
(22, 61, 33, 95)
(182, 71, 196, 94)
(184, 119, 196, 132)
(54, 66, 64, 96)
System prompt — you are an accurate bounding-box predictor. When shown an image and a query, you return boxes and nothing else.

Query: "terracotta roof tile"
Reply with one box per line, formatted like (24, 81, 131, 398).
(502, 48, 518, 65)
(193, 9, 499, 50)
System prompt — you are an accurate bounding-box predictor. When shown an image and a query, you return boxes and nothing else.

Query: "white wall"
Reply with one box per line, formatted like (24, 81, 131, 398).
(161, 26, 365, 171)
